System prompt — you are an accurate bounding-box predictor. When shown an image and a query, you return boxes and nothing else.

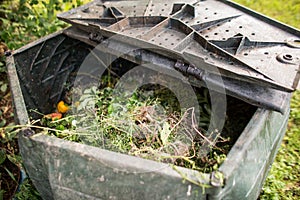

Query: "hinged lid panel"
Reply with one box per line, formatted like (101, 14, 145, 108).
(58, 0, 300, 112)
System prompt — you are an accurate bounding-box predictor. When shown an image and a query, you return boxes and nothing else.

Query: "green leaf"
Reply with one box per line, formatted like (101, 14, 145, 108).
(0, 84, 7, 93)
(160, 122, 171, 145)
(5, 129, 18, 141)
(0, 149, 6, 165)
(107, 104, 113, 114)
(0, 190, 4, 200)
(0, 119, 6, 127)
(4, 167, 17, 182)
(31, 0, 39, 5)
(4, 123, 14, 133)
(7, 154, 21, 166)
(56, 124, 65, 131)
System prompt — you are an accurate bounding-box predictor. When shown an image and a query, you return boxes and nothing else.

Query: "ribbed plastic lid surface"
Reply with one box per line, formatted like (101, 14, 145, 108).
(57, 0, 300, 111)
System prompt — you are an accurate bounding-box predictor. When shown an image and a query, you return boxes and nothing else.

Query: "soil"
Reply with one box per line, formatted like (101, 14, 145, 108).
(0, 68, 20, 199)
(0, 157, 20, 200)
(0, 72, 14, 125)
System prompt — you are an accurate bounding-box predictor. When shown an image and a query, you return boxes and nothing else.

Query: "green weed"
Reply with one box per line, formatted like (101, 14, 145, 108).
(0, 0, 90, 50)
(14, 178, 42, 200)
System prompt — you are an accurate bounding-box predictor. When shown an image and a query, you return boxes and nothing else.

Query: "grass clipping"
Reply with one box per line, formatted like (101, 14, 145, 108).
(36, 79, 229, 174)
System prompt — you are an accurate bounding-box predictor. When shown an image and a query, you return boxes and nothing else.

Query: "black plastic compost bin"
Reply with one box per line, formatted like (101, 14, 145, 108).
(6, 0, 300, 199)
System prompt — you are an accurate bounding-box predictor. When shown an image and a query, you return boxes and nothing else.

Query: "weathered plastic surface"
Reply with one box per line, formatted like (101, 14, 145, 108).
(58, 0, 300, 92)
(6, 30, 290, 199)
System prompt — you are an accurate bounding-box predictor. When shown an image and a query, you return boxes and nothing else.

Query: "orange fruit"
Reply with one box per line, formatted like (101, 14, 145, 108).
(57, 101, 69, 113)
(44, 112, 62, 121)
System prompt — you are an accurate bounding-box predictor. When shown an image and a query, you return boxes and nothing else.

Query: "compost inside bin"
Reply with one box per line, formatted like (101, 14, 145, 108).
(31, 57, 256, 174)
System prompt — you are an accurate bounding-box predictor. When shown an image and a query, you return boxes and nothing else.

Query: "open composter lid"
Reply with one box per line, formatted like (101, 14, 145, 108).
(57, 0, 300, 113)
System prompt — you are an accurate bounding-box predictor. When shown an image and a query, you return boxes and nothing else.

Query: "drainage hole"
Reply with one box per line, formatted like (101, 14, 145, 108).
(225, 30, 229, 32)
(214, 33, 218, 35)
(239, 26, 243, 28)
(283, 54, 293, 60)
(244, 53, 248, 56)
(264, 52, 269, 55)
